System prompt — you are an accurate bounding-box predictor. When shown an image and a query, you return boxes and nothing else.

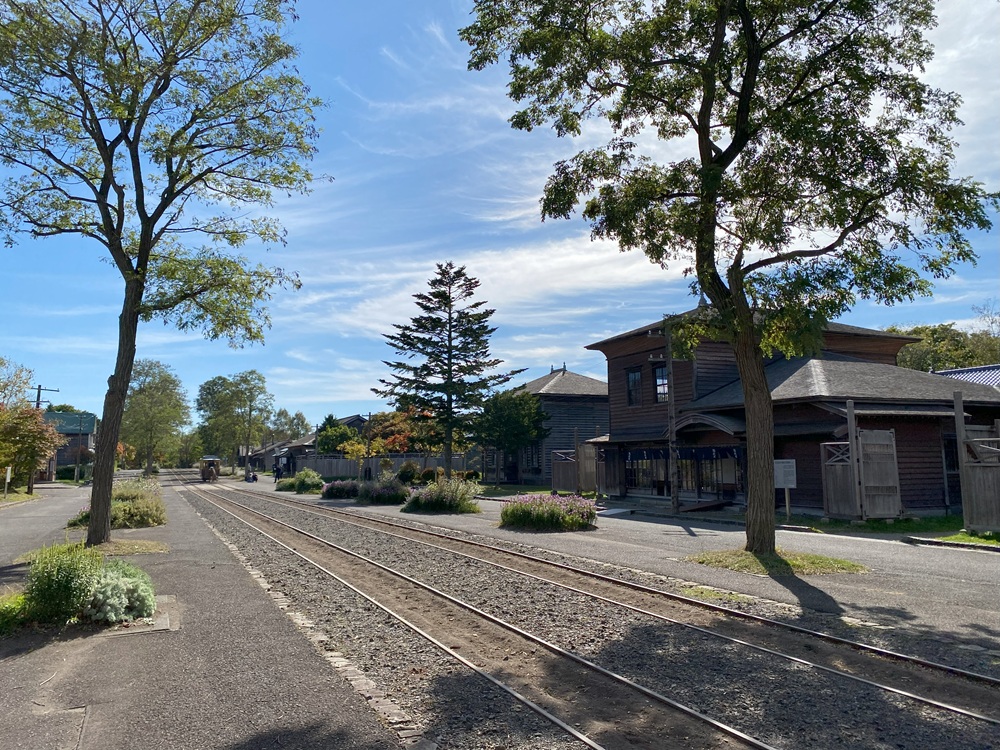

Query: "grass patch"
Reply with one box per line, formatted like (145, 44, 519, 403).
(688, 548, 867, 576)
(680, 585, 754, 605)
(788, 514, 966, 535)
(937, 531, 1000, 547)
(499, 494, 597, 531)
(91, 539, 169, 556)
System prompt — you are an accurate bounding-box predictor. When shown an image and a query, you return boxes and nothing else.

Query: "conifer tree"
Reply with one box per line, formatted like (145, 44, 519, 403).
(374, 262, 523, 477)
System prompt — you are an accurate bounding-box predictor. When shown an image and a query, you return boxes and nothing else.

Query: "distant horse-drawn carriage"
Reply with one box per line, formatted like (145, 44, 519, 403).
(200, 456, 222, 482)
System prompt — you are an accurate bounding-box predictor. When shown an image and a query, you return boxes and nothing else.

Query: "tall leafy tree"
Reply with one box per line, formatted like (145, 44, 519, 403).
(0, 357, 32, 407)
(462, 0, 996, 553)
(0, 0, 319, 545)
(374, 262, 523, 477)
(316, 423, 359, 455)
(472, 389, 549, 486)
(269, 408, 311, 442)
(196, 371, 272, 477)
(0, 404, 64, 487)
(121, 360, 190, 475)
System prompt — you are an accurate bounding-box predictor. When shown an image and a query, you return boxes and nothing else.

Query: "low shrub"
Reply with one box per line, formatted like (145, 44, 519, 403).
(396, 460, 421, 484)
(0, 592, 28, 636)
(112, 496, 167, 528)
(111, 476, 161, 504)
(293, 468, 325, 494)
(418, 467, 443, 484)
(67, 476, 167, 529)
(322, 479, 360, 499)
(275, 477, 297, 492)
(82, 561, 156, 623)
(464, 469, 481, 482)
(403, 478, 481, 514)
(15, 546, 157, 630)
(499, 494, 597, 531)
(357, 473, 410, 505)
(24, 543, 104, 624)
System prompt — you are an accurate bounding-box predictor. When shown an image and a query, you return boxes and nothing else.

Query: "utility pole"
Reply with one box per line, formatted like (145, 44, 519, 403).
(27, 385, 59, 494)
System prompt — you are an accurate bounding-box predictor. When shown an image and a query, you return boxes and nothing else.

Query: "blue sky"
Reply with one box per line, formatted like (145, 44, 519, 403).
(2, 0, 997, 427)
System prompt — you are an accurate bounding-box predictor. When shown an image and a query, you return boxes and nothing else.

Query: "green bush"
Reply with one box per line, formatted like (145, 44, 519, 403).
(82, 561, 156, 623)
(111, 476, 161, 504)
(0, 593, 27, 636)
(464, 469, 481, 482)
(419, 467, 443, 484)
(275, 477, 297, 492)
(358, 473, 410, 505)
(24, 543, 103, 624)
(322, 479, 359, 499)
(397, 460, 421, 484)
(67, 476, 167, 529)
(499, 494, 597, 531)
(111, 496, 167, 528)
(293, 468, 324, 494)
(403, 478, 481, 514)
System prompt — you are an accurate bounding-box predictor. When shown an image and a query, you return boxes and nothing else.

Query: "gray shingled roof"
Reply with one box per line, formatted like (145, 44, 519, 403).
(937, 364, 1000, 389)
(684, 352, 1000, 412)
(518, 368, 608, 397)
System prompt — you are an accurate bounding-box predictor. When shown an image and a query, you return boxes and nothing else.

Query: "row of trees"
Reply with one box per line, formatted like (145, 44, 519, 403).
(890, 300, 1000, 373)
(0, 358, 65, 488)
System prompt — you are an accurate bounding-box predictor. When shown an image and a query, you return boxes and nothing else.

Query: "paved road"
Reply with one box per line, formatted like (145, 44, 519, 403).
(0, 483, 91, 591)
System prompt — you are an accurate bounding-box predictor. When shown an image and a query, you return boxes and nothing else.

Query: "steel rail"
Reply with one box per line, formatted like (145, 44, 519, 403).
(189, 483, 780, 750)
(228, 486, 1000, 689)
(214, 485, 1000, 728)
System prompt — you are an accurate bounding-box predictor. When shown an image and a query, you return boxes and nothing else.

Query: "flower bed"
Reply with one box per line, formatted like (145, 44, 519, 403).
(499, 494, 597, 531)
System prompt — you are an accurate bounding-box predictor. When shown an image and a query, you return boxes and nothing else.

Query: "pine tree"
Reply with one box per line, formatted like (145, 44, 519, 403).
(374, 262, 523, 477)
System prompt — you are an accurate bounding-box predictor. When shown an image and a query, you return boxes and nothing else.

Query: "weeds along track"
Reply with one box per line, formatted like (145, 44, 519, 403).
(167, 472, 1000, 749)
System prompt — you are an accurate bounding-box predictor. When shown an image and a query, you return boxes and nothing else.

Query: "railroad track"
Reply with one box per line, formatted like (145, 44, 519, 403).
(168, 473, 1000, 749)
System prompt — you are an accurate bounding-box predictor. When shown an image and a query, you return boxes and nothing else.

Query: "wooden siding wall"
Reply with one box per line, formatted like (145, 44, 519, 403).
(605, 346, 673, 442)
(692, 342, 740, 397)
(775, 439, 825, 508)
(534, 396, 609, 481)
(823, 333, 903, 364)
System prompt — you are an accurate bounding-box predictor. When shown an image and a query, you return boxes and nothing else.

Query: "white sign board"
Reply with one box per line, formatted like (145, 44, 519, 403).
(774, 459, 797, 489)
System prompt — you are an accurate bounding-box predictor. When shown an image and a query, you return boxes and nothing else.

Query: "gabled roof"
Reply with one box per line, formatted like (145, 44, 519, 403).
(586, 311, 918, 349)
(937, 364, 1000, 389)
(43, 411, 97, 434)
(519, 368, 608, 397)
(683, 352, 1000, 412)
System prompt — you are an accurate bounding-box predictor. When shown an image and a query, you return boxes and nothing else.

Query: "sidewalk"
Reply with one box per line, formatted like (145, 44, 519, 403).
(0, 482, 402, 750)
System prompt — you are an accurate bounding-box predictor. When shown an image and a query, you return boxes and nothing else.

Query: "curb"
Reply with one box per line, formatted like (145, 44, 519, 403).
(902, 536, 1000, 553)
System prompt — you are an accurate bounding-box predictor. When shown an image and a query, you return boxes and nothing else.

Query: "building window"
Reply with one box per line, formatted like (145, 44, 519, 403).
(626, 368, 642, 406)
(654, 363, 668, 403)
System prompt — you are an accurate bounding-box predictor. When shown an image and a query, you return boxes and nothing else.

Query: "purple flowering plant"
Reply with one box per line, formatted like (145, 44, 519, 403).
(499, 493, 597, 531)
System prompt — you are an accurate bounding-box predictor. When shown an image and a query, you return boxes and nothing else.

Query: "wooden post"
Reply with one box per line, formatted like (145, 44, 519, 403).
(666, 326, 680, 513)
(846, 400, 863, 518)
(953, 391, 967, 508)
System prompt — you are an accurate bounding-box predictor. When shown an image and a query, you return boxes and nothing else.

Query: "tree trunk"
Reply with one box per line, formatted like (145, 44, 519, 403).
(87, 278, 143, 546)
(443, 424, 453, 479)
(732, 327, 776, 555)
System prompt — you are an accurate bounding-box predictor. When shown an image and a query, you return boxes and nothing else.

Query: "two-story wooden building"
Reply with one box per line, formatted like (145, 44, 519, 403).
(586, 317, 1000, 517)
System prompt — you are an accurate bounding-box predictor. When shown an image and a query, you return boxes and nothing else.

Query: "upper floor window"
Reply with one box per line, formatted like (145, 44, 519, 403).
(626, 368, 642, 406)
(654, 363, 669, 403)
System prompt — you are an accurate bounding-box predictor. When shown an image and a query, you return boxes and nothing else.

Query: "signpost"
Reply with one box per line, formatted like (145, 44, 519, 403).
(4, 466, 10, 501)
(774, 459, 797, 521)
